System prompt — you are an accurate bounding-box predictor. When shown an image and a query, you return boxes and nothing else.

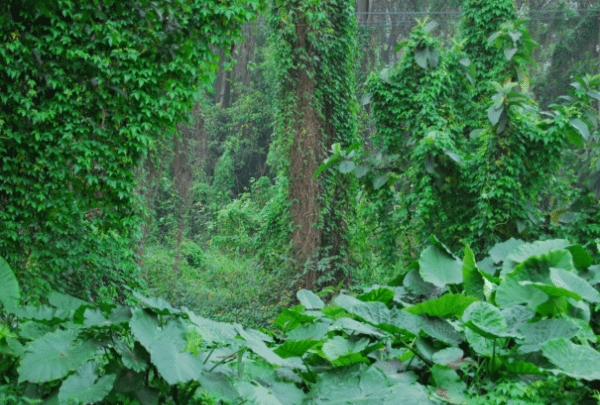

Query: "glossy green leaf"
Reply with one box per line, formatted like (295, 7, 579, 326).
(550, 268, 600, 303)
(0, 257, 19, 311)
(403, 268, 439, 297)
(566, 245, 593, 269)
(129, 309, 203, 384)
(502, 359, 543, 375)
(236, 325, 306, 371)
(404, 294, 479, 318)
(419, 245, 463, 288)
(541, 338, 600, 380)
(18, 329, 96, 383)
(274, 340, 318, 359)
(463, 245, 485, 301)
(420, 317, 464, 346)
(518, 318, 580, 354)
(329, 317, 384, 338)
(58, 362, 116, 405)
(570, 118, 590, 141)
(489, 238, 524, 264)
(131, 290, 181, 314)
(462, 302, 520, 339)
(339, 160, 355, 174)
(430, 365, 468, 404)
(297, 289, 324, 310)
(432, 347, 464, 367)
(357, 287, 394, 304)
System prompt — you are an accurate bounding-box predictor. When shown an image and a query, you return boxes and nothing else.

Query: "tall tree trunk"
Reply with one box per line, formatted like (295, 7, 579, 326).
(288, 16, 324, 289)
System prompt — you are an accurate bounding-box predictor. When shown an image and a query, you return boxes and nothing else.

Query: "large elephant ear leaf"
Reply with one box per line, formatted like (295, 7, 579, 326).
(0, 257, 20, 311)
(58, 362, 116, 405)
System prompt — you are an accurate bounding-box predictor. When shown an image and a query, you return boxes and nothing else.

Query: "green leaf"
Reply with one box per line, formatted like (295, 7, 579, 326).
(504, 47, 517, 61)
(354, 165, 370, 178)
(489, 238, 525, 264)
(328, 317, 384, 338)
(322, 336, 369, 363)
(18, 329, 97, 383)
(505, 239, 569, 266)
(463, 245, 485, 301)
(274, 340, 318, 359)
(587, 89, 600, 101)
(541, 338, 600, 380)
(419, 245, 463, 288)
(420, 317, 464, 346)
(373, 172, 391, 190)
(338, 160, 355, 174)
(274, 307, 317, 330)
(393, 40, 410, 53)
(116, 341, 150, 372)
(415, 48, 428, 69)
(518, 318, 581, 354)
(501, 305, 535, 335)
(403, 268, 439, 296)
(334, 295, 422, 337)
(48, 292, 92, 312)
(12, 305, 71, 325)
(463, 302, 520, 339)
(297, 290, 324, 310)
(58, 362, 116, 405)
(488, 105, 504, 126)
(236, 325, 306, 371)
(184, 309, 237, 344)
(550, 268, 600, 303)
(19, 322, 53, 341)
(443, 150, 461, 165)
(131, 290, 181, 315)
(566, 245, 593, 270)
(432, 347, 464, 367)
(405, 294, 479, 318)
(286, 322, 329, 341)
(0, 257, 19, 310)
(235, 381, 283, 405)
(570, 119, 590, 141)
(496, 274, 549, 310)
(430, 365, 468, 405)
(502, 359, 543, 375)
(428, 46, 439, 69)
(129, 309, 203, 384)
(357, 287, 394, 304)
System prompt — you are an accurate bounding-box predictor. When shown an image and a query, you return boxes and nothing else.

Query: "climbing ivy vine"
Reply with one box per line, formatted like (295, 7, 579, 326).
(0, 0, 259, 304)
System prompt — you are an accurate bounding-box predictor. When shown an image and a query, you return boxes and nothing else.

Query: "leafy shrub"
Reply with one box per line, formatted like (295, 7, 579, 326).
(3, 235, 600, 404)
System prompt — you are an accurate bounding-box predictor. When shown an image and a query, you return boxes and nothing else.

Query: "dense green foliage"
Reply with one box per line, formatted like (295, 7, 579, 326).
(317, 4, 600, 263)
(3, 236, 600, 404)
(2, 0, 600, 403)
(0, 0, 258, 303)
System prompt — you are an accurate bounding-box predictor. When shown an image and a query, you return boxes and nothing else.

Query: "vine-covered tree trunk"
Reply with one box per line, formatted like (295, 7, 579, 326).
(269, 0, 358, 291)
(288, 16, 324, 289)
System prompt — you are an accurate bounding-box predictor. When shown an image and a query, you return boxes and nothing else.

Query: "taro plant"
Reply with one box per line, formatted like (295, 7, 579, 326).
(2, 235, 600, 405)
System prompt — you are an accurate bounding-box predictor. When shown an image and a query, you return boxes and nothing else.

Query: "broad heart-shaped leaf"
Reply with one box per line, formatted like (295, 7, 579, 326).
(84, 306, 132, 329)
(432, 348, 464, 367)
(505, 239, 570, 266)
(403, 268, 440, 297)
(235, 381, 283, 405)
(116, 340, 150, 372)
(235, 325, 306, 371)
(517, 318, 581, 354)
(357, 287, 395, 304)
(462, 302, 521, 340)
(131, 289, 181, 315)
(334, 295, 421, 337)
(245, 362, 305, 405)
(321, 336, 370, 363)
(184, 308, 237, 344)
(48, 291, 92, 312)
(495, 274, 549, 310)
(420, 317, 464, 346)
(297, 289, 324, 310)
(566, 245, 593, 270)
(19, 322, 53, 341)
(489, 238, 525, 264)
(509, 249, 574, 284)
(570, 118, 590, 141)
(430, 365, 468, 405)
(501, 305, 535, 335)
(520, 281, 583, 301)
(404, 294, 479, 319)
(11, 305, 71, 325)
(274, 340, 319, 359)
(274, 307, 317, 330)
(306, 364, 393, 405)
(0, 257, 20, 311)
(541, 338, 600, 381)
(58, 362, 116, 405)
(550, 268, 600, 303)
(463, 246, 485, 301)
(286, 322, 329, 341)
(129, 308, 203, 384)
(18, 329, 97, 383)
(419, 245, 463, 288)
(329, 317, 385, 338)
